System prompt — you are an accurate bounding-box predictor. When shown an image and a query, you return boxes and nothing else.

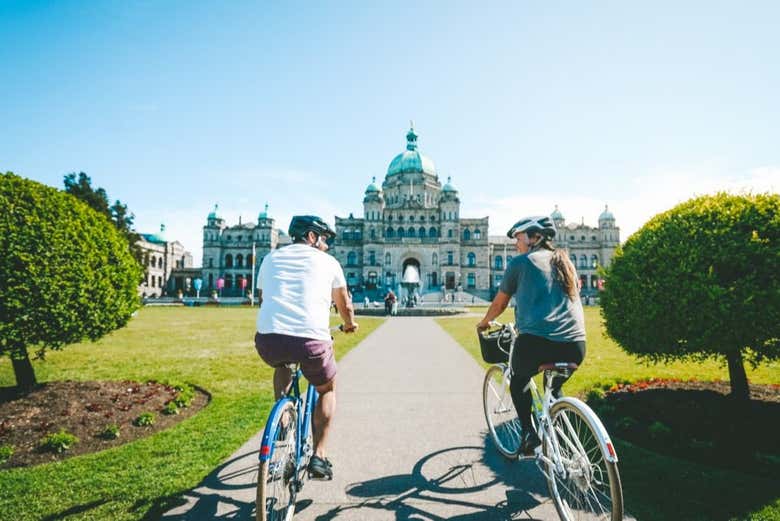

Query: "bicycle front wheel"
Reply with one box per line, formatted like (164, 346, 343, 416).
(483, 364, 522, 459)
(545, 400, 623, 521)
(257, 402, 299, 521)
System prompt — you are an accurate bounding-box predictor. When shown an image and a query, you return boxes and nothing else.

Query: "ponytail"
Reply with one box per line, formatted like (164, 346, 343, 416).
(533, 235, 579, 300)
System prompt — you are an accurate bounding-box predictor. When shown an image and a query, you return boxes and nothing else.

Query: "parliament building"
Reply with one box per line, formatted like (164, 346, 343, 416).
(199, 126, 620, 300)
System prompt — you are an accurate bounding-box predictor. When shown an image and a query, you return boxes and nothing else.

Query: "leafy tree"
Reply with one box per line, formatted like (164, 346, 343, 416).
(64, 172, 143, 270)
(0, 172, 142, 392)
(600, 192, 780, 403)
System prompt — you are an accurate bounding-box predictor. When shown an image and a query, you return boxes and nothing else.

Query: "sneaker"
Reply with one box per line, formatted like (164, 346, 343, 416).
(520, 429, 541, 456)
(307, 455, 333, 480)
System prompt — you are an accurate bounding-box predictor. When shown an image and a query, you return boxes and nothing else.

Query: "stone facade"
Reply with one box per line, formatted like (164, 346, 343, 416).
(137, 224, 193, 297)
(333, 127, 620, 300)
(201, 204, 290, 297)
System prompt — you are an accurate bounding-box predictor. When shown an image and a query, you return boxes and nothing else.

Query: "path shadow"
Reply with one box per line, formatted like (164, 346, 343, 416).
(315, 440, 549, 521)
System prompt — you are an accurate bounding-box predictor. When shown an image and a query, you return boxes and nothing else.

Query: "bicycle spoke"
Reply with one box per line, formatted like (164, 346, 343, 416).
(545, 401, 622, 521)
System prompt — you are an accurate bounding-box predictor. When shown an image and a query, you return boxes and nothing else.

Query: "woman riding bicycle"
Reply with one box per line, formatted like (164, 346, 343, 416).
(477, 215, 586, 455)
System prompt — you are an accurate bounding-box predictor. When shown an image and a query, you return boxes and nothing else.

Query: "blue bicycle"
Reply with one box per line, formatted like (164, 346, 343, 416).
(255, 326, 341, 521)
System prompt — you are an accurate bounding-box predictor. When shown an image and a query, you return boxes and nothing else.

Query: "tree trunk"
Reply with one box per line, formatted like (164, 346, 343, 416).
(726, 350, 750, 403)
(11, 345, 37, 393)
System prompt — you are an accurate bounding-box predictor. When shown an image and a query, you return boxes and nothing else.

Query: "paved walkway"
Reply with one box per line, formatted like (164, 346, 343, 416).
(162, 317, 631, 520)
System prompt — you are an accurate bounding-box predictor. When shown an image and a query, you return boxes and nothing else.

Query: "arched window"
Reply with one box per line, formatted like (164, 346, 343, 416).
(385, 252, 391, 265)
(570, 254, 577, 265)
(208, 273, 213, 289)
(432, 253, 438, 266)
(368, 250, 376, 265)
(429, 227, 437, 237)
(151, 256, 157, 268)
(225, 274, 233, 289)
(579, 255, 588, 269)
(495, 256, 503, 270)
(370, 228, 375, 240)
(236, 254, 243, 268)
(419, 226, 426, 238)
(474, 229, 481, 240)
(448, 229, 453, 238)
(591, 254, 599, 268)
(407, 227, 415, 237)
(467, 273, 476, 288)
(463, 229, 471, 241)
(225, 254, 233, 268)
(398, 227, 405, 238)
(347, 251, 357, 266)
(467, 252, 476, 267)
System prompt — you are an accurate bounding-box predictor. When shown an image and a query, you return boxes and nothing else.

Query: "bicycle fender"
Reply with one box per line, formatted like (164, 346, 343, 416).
(553, 397, 619, 464)
(258, 397, 295, 462)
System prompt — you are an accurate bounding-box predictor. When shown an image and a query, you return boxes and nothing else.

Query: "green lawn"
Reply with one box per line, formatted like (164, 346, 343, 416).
(0, 307, 384, 521)
(437, 307, 780, 521)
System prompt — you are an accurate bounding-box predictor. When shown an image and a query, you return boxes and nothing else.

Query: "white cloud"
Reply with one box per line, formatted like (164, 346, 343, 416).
(467, 165, 778, 243)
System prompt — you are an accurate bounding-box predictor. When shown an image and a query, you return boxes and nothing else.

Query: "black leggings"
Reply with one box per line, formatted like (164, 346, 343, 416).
(510, 334, 586, 431)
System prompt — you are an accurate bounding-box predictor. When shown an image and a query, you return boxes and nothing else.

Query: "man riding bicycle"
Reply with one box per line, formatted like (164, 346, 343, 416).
(254, 215, 358, 480)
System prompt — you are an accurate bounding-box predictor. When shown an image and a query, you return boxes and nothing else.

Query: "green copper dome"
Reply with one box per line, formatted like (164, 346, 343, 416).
(365, 176, 380, 193)
(208, 204, 221, 220)
(387, 126, 436, 176)
(599, 204, 614, 221)
(551, 204, 564, 220)
(258, 202, 269, 220)
(442, 176, 457, 192)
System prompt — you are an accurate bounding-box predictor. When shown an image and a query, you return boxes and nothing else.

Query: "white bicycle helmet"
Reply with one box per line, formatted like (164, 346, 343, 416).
(506, 215, 556, 239)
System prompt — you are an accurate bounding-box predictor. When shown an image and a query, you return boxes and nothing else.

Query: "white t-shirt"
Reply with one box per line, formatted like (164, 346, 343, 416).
(256, 243, 347, 341)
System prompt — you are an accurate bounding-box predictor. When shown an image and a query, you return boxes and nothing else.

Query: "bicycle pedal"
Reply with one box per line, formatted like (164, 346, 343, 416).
(307, 471, 333, 481)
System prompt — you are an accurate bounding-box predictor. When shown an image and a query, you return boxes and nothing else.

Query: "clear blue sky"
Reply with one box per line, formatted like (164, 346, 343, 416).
(2, 1, 777, 263)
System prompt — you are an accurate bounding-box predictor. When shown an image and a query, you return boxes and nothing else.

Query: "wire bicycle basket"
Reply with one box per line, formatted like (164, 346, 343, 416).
(479, 326, 513, 363)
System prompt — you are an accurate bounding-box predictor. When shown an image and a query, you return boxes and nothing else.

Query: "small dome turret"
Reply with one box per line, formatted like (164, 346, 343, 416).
(258, 202, 269, 220)
(365, 176, 380, 193)
(442, 176, 457, 193)
(207, 204, 221, 220)
(551, 204, 564, 221)
(599, 204, 614, 221)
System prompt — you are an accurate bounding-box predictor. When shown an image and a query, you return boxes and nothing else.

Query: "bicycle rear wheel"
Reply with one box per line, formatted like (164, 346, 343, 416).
(545, 400, 623, 521)
(483, 364, 522, 459)
(257, 402, 299, 521)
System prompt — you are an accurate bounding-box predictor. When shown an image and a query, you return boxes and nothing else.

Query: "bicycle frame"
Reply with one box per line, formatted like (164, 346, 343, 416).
(259, 367, 318, 467)
(488, 321, 618, 467)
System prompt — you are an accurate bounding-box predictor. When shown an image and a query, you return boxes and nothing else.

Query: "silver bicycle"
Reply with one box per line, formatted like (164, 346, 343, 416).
(481, 321, 624, 521)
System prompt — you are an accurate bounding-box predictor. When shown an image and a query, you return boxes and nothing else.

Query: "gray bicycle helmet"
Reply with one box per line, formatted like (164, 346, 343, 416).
(288, 215, 336, 242)
(506, 215, 556, 239)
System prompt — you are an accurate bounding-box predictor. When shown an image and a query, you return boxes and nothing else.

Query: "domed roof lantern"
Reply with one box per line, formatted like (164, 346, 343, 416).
(258, 202, 269, 220)
(551, 204, 564, 221)
(208, 204, 220, 220)
(365, 176, 380, 193)
(387, 123, 436, 176)
(442, 176, 457, 192)
(406, 123, 418, 151)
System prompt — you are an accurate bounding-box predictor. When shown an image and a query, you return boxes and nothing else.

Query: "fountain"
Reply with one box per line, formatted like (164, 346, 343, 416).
(401, 264, 421, 307)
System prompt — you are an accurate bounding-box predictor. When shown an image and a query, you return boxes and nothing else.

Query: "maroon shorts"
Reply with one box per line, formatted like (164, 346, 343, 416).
(254, 332, 337, 387)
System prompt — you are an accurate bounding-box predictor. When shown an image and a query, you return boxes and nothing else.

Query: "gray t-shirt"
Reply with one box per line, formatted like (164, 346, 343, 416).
(499, 248, 586, 342)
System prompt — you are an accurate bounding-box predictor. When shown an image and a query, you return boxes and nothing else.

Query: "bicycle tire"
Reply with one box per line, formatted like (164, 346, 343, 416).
(544, 400, 623, 521)
(256, 401, 299, 521)
(483, 364, 522, 459)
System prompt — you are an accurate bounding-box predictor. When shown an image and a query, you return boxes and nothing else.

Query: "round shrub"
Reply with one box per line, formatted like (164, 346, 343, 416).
(0, 172, 142, 391)
(601, 192, 780, 401)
